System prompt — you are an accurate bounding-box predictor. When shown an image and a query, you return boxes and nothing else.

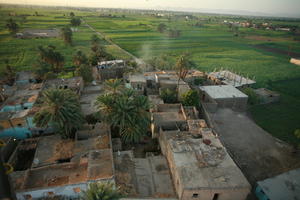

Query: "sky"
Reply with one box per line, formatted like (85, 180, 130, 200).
(1, 0, 300, 17)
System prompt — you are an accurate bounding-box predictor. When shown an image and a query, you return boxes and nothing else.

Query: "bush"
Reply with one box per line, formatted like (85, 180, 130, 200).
(194, 77, 205, 85)
(160, 88, 177, 103)
(181, 90, 199, 107)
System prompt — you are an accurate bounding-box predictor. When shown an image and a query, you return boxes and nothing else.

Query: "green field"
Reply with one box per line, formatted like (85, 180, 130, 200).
(0, 5, 300, 145)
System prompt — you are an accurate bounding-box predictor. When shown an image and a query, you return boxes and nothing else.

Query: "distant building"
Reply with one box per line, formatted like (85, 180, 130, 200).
(208, 70, 255, 88)
(9, 123, 115, 200)
(16, 29, 59, 39)
(255, 168, 300, 200)
(95, 60, 125, 81)
(199, 85, 248, 111)
(275, 27, 290, 32)
(290, 58, 300, 66)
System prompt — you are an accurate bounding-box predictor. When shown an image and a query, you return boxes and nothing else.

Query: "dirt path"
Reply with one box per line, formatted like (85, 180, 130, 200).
(254, 44, 300, 58)
(208, 108, 300, 185)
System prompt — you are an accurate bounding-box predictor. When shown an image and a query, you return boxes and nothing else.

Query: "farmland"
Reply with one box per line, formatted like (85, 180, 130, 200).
(0, 5, 300, 145)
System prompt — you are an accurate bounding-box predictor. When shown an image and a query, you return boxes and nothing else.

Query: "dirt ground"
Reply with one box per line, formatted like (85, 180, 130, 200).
(254, 44, 300, 58)
(208, 108, 300, 185)
(245, 35, 290, 42)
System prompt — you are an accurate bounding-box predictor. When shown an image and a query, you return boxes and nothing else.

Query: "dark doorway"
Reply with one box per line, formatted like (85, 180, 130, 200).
(213, 193, 219, 200)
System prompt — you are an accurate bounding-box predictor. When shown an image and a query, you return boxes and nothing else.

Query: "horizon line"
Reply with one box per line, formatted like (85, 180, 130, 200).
(1, 2, 300, 19)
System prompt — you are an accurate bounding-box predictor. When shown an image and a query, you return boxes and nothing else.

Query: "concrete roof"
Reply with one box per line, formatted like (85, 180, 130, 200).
(199, 85, 248, 99)
(257, 168, 300, 200)
(161, 120, 251, 190)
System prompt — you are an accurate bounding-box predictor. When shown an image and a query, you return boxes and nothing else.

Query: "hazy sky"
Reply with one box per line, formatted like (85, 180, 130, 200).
(2, 0, 300, 17)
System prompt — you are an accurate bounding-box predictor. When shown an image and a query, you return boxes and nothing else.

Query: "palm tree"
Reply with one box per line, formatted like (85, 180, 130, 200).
(81, 182, 122, 200)
(175, 53, 194, 98)
(73, 50, 87, 66)
(75, 64, 93, 83)
(61, 26, 73, 45)
(104, 79, 123, 95)
(33, 88, 84, 139)
(33, 59, 52, 81)
(37, 46, 64, 73)
(6, 18, 19, 34)
(95, 89, 150, 143)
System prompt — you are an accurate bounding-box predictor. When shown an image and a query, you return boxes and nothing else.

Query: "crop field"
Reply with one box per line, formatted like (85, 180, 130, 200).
(0, 5, 300, 145)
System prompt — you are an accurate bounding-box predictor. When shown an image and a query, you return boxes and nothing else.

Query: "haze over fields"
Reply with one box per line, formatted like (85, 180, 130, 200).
(1, 0, 300, 18)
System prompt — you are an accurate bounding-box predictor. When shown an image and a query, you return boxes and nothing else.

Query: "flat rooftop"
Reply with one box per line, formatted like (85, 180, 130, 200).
(161, 120, 251, 190)
(199, 85, 248, 99)
(209, 70, 256, 87)
(129, 75, 147, 83)
(257, 168, 300, 200)
(113, 151, 175, 198)
(10, 124, 114, 192)
(43, 77, 83, 90)
(148, 95, 164, 106)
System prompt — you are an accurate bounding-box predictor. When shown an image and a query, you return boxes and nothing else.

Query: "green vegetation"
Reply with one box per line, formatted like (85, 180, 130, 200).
(5, 18, 19, 34)
(96, 79, 150, 143)
(60, 26, 73, 45)
(33, 88, 84, 139)
(175, 53, 195, 97)
(241, 87, 261, 105)
(70, 17, 81, 26)
(0, 5, 300, 145)
(75, 64, 93, 83)
(37, 45, 64, 73)
(81, 182, 123, 200)
(160, 88, 177, 103)
(181, 90, 200, 107)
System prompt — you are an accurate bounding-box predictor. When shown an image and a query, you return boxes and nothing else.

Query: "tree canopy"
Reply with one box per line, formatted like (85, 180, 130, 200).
(37, 45, 64, 73)
(96, 80, 150, 143)
(81, 182, 123, 200)
(33, 88, 84, 139)
(73, 50, 88, 67)
(61, 26, 73, 45)
(75, 64, 93, 83)
(70, 17, 81, 26)
(157, 23, 167, 33)
(6, 18, 19, 34)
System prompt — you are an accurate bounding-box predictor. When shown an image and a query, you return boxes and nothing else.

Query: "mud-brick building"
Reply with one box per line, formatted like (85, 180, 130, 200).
(0, 83, 43, 139)
(159, 119, 251, 200)
(8, 123, 115, 199)
(95, 60, 125, 81)
(43, 77, 84, 95)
